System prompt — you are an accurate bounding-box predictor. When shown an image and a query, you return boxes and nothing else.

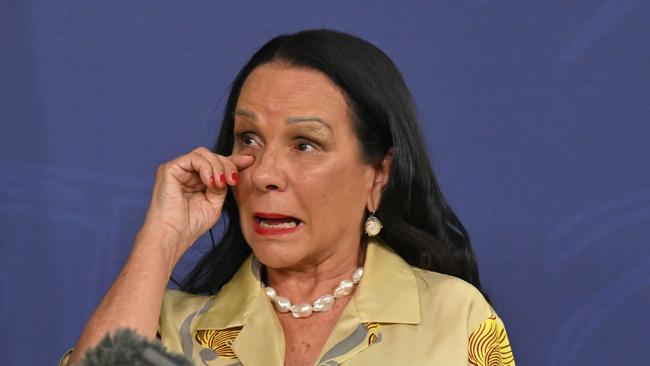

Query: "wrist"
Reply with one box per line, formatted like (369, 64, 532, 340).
(133, 225, 186, 276)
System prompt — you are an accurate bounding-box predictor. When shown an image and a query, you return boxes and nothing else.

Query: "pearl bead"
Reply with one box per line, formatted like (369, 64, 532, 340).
(334, 279, 354, 298)
(290, 303, 313, 318)
(274, 296, 291, 313)
(264, 287, 277, 299)
(365, 216, 382, 236)
(264, 266, 364, 318)
(352, 267, 364, 284)
(313, 294, 334, 312)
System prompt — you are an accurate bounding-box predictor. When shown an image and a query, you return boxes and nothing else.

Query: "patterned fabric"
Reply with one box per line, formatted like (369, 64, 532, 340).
(195, 327, 242, 359)
(153, 239, 516, 366)
(362, 322, 382, 346)
(58, 241, 516, 366)
(468, 315, 515, 366)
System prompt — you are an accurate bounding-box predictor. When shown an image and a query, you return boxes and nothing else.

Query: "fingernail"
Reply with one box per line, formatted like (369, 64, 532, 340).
(220, 173, 226, 184)
(210, 175, 216, 187)
(232, 172, 238, 183)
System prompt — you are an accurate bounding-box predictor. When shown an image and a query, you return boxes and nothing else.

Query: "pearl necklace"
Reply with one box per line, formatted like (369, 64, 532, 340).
(264, 267, 364, 318)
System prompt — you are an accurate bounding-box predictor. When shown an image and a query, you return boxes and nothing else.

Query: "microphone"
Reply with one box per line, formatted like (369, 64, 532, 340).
(77, 328, 194, 366)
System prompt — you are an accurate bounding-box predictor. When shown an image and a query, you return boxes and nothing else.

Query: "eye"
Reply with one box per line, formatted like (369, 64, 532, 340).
(236, 133, 259, 147)
(295, 140, 317, 152)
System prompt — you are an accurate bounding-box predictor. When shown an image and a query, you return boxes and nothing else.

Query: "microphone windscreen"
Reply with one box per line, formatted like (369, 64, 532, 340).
(78, 328, 194, 366)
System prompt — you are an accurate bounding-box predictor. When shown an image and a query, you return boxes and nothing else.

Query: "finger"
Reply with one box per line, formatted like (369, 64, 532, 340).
(196, 149, 242, 186)
(190, 148, 228, 190)
(227, 153, 255, 171)
(177, 151, 223, 193)
(216, 155, 240, 186)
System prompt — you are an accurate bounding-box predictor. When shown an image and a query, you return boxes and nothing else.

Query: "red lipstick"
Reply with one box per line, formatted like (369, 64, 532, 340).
(253, 212, 303, 236)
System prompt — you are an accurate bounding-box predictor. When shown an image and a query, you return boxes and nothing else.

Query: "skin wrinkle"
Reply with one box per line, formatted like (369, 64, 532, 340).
(235, 109, 333, 132)
(232, 63, 375, 288)
(234, 118, 333, 151)
(229, 61, 391, 366)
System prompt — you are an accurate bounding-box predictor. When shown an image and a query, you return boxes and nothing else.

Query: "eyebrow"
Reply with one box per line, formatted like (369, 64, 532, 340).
(233, 110, 257, 120)
(286, 116, 333, 132)
(234, 109, 333, 132)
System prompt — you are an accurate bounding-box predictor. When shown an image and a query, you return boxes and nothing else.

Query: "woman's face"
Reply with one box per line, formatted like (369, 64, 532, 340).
(232, 62, 382, 270)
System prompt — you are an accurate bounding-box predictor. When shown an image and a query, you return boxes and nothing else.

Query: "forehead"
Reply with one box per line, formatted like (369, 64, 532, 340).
(236, 62, 350, 123)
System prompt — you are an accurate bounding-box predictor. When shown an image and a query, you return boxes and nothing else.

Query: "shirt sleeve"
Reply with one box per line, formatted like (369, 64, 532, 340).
(468, 314, 515, 366)
(158, 289, 186, 353)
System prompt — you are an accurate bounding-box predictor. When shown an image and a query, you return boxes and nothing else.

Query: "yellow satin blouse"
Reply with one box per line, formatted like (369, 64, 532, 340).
(156, 240, 515, 366)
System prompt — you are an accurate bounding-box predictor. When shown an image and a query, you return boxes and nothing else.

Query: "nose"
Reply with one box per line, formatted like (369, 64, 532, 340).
(250, 147, 287, 192)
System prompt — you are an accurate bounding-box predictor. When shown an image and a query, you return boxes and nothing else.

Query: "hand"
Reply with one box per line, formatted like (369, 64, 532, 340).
(141, 146, 254, 262)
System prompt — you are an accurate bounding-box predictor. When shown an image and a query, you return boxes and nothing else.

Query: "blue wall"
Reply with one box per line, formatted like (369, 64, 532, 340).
(1, 1, 649, 365)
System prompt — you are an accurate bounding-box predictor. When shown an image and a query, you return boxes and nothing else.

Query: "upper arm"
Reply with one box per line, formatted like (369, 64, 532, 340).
(467, 314, 515, 366)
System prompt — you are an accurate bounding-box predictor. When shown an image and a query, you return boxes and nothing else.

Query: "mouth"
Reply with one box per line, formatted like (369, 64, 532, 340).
(253, 212, 303, 235)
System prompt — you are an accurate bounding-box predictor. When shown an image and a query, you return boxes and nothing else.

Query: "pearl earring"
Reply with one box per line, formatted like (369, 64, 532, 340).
(364, 211, 382, 237)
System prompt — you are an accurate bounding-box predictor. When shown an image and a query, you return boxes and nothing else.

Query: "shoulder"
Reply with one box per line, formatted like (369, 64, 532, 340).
(410, 266, 488, 306)
(411, 267, 495, 334)
(411, 271, 517, 365)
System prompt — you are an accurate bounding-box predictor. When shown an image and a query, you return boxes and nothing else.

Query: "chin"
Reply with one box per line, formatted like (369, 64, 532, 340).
(246, 237, 310, 270)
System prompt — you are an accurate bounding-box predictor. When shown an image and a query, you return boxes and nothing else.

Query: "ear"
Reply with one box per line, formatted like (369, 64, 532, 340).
(367, 148, 394, 212)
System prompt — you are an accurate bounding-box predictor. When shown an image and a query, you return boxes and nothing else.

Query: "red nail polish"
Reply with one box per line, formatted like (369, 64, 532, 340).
(210, 175, 216, 187)
(232, 172, 238, 183)
(220, 173, 226, 184)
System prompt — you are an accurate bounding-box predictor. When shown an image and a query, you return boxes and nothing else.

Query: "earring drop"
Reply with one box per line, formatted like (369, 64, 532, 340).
(364, 211, 382, 237)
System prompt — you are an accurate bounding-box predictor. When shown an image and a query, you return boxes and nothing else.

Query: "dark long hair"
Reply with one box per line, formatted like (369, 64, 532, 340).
(181, 29, 486, 300)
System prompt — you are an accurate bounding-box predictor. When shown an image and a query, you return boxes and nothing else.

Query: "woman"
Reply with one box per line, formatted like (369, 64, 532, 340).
(63, 29, 514, 366)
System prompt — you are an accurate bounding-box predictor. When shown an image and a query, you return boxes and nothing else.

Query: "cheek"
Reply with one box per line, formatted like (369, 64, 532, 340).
(290, 157, 345, 193)
(290, 158, 370, 221)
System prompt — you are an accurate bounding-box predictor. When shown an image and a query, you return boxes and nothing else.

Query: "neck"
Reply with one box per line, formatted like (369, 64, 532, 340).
(265, 243, 366, 304)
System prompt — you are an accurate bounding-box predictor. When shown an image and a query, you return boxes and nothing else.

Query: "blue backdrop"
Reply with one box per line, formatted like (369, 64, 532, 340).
(1, 1, 649, 365)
